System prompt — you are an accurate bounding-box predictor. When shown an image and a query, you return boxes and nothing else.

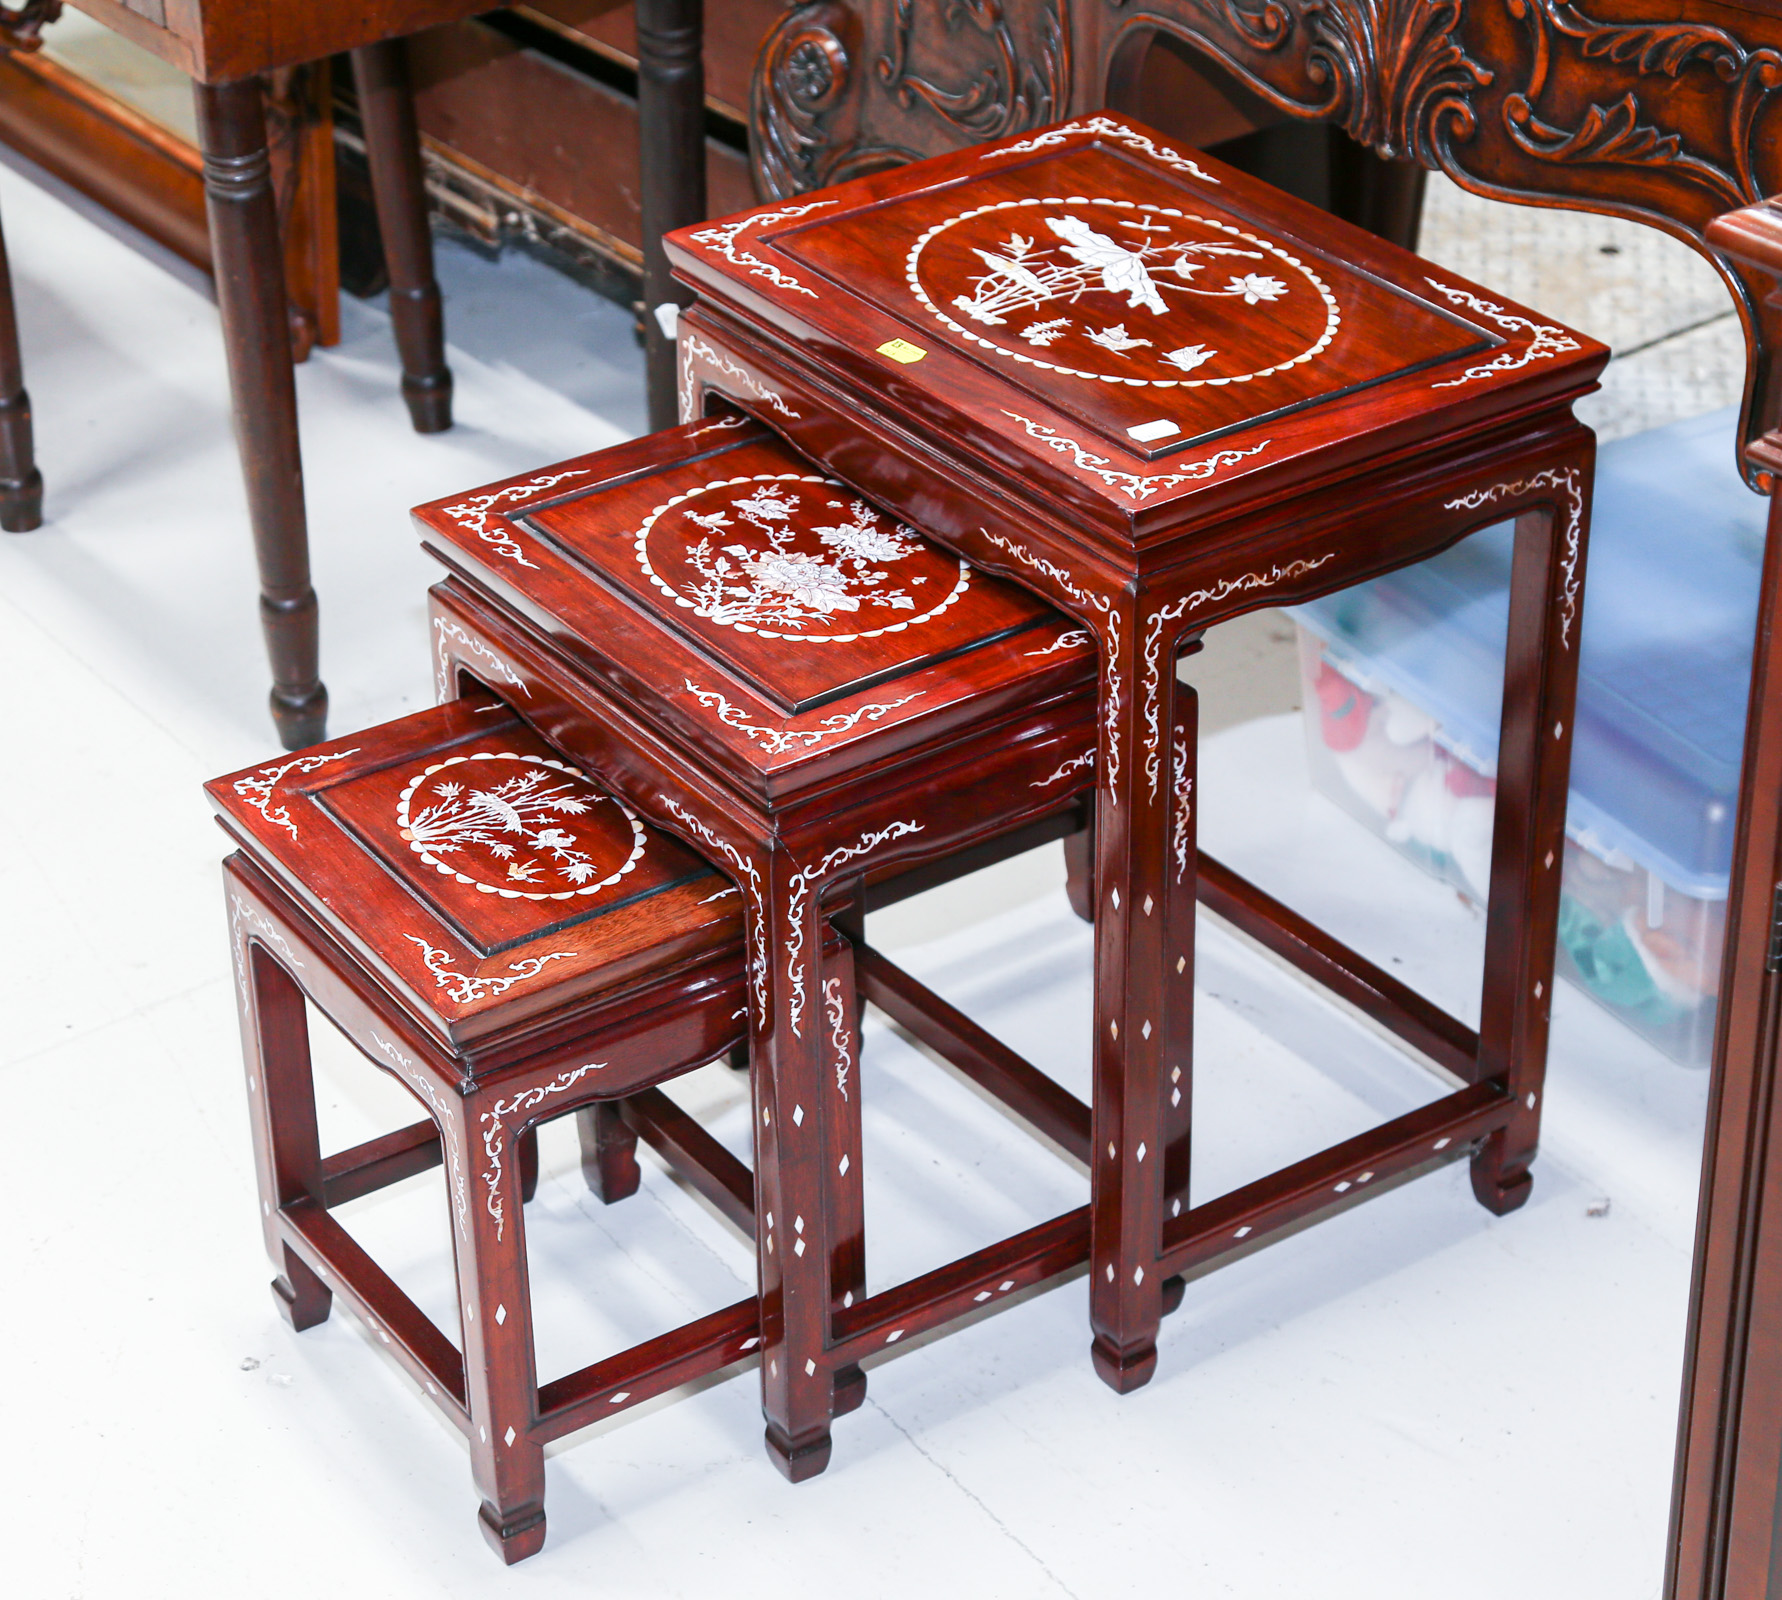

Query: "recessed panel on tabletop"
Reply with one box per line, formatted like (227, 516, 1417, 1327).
(520, 433, 1055, 715)
(316, 720, 714, 957)
(768, 141, 1493, 459)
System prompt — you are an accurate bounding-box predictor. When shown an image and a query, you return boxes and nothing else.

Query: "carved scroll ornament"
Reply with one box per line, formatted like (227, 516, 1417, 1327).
(753, 0, 1070, 199)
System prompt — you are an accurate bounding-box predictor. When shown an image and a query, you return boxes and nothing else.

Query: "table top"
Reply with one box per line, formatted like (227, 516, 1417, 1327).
(412, 414, 1095, 803)
(669, 114, 1609, 550)
(69, 0, 502, 82)
(207, 693, 738, 1046)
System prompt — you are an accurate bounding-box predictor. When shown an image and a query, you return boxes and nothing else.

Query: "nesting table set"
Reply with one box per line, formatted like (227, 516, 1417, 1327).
(207, 113, 1607, 1560)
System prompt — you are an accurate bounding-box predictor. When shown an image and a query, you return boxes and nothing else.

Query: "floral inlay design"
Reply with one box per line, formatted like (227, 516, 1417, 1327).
(229, 894, 306, 1015)
(785, 822, 924, 1037)
(635, 473, 970, 641)
(406, 936, 576, 1005)
(679, 333, 802, 424)
(1032, 748, 1096, 790)
(824, 977, 852, 1102)
(1423, 278, 1580, 388)
(662, 798, 769, 1026)
(233, 748, 360, 840)
(907, 199, 1339, 387)
(1140, 556, 1336, 800)
(478, 1062, 605, 1241)
(439, 470, 588, 569)
(1027, 627, 1092, 656)
(989, 117, 1220, 185)
(1445, 466, 1585, 647)
(431, 617, 528, 704)
(682, 680, 924, 755)
(982, 531, 1124, 784)
(1001, 412, 1269, 501)
(686, 198, 837, 298)
(1172, 727, 1194, 886)
(369, 1033, 470, 1242)
(396, 751, 645, 901)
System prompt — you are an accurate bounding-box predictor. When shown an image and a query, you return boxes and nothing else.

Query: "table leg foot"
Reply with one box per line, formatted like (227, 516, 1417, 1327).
(271, 1245, 331, 1332)
(764, 1421, 833, 1483)
(0, 463, 42, 532)
(576, 1102, 641, 1203)
(478, 1501, 546, 1565)
(400, 356, 453, 435)
(832, 1363, 867, 1417)
(269, 680, 328, 752)
(1471, 1134, 1534, 1216)
(1091, 1332, 1158, 1395)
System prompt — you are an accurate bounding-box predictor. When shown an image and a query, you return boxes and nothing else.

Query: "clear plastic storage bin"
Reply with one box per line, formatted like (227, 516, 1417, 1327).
(1290, 406, 1765, 1067)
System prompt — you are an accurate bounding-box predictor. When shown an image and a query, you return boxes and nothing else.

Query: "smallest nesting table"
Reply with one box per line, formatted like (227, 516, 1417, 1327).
(208, 691, 834, 1562)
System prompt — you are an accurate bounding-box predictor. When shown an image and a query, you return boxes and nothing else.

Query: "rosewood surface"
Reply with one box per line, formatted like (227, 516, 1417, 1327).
(668, 111, 1605, 1392)
(206, 693, 846, 1561)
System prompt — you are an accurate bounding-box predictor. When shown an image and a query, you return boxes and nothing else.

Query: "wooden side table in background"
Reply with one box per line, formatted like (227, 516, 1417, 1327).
(3, 0, 709, 748)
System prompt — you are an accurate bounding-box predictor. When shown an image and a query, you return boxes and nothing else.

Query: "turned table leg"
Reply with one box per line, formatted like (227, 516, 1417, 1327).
(636, 0, 706, 433)
(0, 202, 40, 533)
(194, 77, 327, 750)
(350, 40, 452, 434)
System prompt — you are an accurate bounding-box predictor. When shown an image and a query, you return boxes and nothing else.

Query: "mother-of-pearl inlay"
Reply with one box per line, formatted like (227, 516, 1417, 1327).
(907, 198, 1340, 388)
(634, 473, 971, 642)
(396, 751, 646, 901)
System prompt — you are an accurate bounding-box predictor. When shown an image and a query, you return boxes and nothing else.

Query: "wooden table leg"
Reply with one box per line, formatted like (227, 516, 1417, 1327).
(194, 77, 327, 750)
(636, 0, 706, 433)
(0, 200, 41, 532)
(756, 844, 847, 1481)
(1471, 443, 1594, 1213)
(1087, 608, 1174, 1393)
(350, 40, 452, 434)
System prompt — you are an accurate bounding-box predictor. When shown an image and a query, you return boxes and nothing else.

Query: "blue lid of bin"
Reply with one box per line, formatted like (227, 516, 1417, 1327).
(1291, 405, 1763, 898)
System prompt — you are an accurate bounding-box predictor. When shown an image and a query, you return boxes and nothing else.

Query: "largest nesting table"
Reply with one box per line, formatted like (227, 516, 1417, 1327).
(667, 113, 1608, 1392)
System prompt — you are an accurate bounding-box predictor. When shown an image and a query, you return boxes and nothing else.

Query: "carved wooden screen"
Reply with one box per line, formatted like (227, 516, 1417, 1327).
(750, 0, 1782, 485)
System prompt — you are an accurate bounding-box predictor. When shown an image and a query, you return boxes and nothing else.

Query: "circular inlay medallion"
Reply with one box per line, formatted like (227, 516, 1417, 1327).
(905, 197, 1340, 388)
(396, 751, 646, 900)
(634, 473, 970, 640)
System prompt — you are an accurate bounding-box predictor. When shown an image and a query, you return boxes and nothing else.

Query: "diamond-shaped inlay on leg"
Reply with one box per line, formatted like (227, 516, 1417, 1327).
(1143, 895, 1154, 916)
(794, 1239, 806, 1256)
(793, 1104, 805, 1126)
(504, 1426, 516, 1447)
(1141, 1020, 1152, 1039)
(805, 1359, 816, 1376)
(495, 1304, 507, 1326)
(1111, 887, 1120, 910)
(1134, 1266, 1145, 1286)
(838, 1154, 850, 1175)
(1136, 1142, 1147, 1162)
(794, 1215, 804, 1233)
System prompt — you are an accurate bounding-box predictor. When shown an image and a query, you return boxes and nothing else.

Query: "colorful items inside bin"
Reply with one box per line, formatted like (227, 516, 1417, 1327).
(1290, 406, 1764, 1066)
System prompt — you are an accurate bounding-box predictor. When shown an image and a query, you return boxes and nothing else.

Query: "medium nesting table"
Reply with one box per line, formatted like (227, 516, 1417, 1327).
(666, 112, 1608, 1391)
(416, 412, 1109, 1478)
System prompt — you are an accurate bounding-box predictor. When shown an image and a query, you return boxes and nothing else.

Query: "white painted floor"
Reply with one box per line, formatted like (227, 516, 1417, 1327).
(0, 157, 1714, 1598)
